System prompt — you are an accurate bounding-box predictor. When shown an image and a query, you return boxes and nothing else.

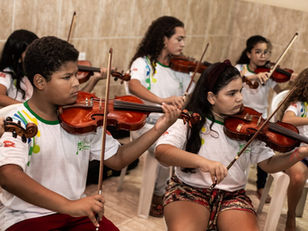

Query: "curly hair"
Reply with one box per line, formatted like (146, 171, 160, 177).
(129, 16, 184, 70)
(183, 61, 240, 172)
(24, 36, 79, 85)
(277, 68, 308, 120)
(0, 29, 38, 99)
(236, 35, 271, 64)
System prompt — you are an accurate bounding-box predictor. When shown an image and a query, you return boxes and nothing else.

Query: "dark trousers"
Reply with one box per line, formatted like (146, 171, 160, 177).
(256, 165, 268, 189)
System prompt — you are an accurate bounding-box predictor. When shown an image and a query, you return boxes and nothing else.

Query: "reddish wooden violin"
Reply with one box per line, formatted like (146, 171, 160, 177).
(77, 60, 130, 84)
(4, 117, 38, 142)
(169, 55, 211, 74)
(243, 33, 298, 89)
(243, 62, 294, 89)
(255, 61, 293, 83)
(224, 106, 308, 153)
(58, 91, 201, 134)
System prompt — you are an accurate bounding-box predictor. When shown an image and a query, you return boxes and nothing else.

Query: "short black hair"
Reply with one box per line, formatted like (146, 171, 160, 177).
(24, 36, 79, 84)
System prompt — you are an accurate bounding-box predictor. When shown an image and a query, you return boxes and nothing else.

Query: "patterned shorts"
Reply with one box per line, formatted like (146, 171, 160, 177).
(164, 176, 256, 230)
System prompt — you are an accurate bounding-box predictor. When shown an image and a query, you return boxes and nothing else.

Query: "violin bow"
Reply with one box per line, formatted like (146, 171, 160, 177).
(210, 86, 297, 190)
(267, 32, 298, 80)
(67, 11, 76, 42)
(184, 42, 209, 97)
(96, 48, 113, 230)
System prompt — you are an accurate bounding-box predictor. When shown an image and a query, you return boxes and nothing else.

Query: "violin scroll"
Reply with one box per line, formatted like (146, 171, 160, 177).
(242, 76, 259, 89)
(110, 70, 131, 83)
(4, 117, 38, 143)
(181, 109, 201, 127)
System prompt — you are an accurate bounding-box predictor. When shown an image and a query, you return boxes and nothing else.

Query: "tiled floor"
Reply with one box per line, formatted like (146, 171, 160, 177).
(86, 155, 308, 231)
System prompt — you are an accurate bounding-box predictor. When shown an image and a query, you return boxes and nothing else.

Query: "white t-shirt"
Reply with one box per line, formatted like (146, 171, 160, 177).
(235, 64, 276, 117)
(130, 57, 192, 123)
(285, 101, 308, 163)
(0, 102, 120, 230)
(286, 101, 308, 144)
(155, 119, 274, 192)
(0, 68, 33, 103)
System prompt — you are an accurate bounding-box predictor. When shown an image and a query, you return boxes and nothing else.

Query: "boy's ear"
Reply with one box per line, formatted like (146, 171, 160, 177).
(33, 74, 46, 90)
(207, 91, 216, 105)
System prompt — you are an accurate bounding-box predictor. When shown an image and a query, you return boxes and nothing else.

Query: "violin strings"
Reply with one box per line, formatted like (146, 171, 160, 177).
(269, 122, 308, 144)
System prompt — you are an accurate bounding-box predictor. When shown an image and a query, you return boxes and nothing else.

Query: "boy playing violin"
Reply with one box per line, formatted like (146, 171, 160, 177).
(0, 36, 181, 231)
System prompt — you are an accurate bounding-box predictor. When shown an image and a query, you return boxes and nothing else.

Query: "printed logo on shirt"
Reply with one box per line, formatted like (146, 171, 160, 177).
(3, 140, 16, 147)
(76, 141, 90, 155)
(300, 102, 308, 118)
(201, 127, 207, 145)
(132, 67, 138, 72)
(238, 143, 251, 154)
(0, 72, 6, 78)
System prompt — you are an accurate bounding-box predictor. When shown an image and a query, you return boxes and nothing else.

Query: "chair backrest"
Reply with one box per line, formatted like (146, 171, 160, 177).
(269, 90, 289, 122)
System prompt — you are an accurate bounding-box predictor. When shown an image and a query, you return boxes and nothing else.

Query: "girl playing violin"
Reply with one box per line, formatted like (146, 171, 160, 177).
(128, 15, 192, 217)
(155, 60, 308, 231)
(0, 30, 38, 108)
(280, 68, 308, 231)
(235, 35, 296, 203)
(0, 36, 181, 231)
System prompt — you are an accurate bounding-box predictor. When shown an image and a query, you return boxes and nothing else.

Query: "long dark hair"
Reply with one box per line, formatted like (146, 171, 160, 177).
(183, 61, 240, 172)
(278, 68, 308, 120)
(0, 29, 38, 99)
(129, 16, 184, 71)
(236, 35, 271, 64)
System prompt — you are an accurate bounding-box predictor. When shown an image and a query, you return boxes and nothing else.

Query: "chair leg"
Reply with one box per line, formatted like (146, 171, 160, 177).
(263, 173, 290, 231)
(137, 151, 159, 218)
(117, 166, 128, 192)
(257, 174, 273, 214)
(295, 187, 307, 217)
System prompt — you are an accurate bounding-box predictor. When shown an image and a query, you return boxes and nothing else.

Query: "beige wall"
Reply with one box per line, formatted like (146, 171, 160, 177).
(0, 0, 307, 97)
(243, 0, 308, 12)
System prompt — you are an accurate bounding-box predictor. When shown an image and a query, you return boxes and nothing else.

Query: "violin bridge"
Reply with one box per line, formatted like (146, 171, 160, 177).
(243, 113, 252, 121)
(257, 116, 262, 126)
(236, 123, 243, 132)
(99, 98, 102, 110)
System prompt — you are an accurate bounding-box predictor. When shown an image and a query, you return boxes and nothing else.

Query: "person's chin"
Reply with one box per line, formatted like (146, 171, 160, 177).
(258, 61, 267, 66)
(60, 97, 77, 106)
(232, 105, 242, 114)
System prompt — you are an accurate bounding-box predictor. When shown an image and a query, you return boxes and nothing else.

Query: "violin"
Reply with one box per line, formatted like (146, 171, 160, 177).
(255, 61, 293, 83)
(58, 91, 201, 134)
(224, 106, 308, 153)
(169, 55, 211, 74)
(242, 63, 294, 89)
(4, 117, 38, 142)
(77, 60, 131, 84)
